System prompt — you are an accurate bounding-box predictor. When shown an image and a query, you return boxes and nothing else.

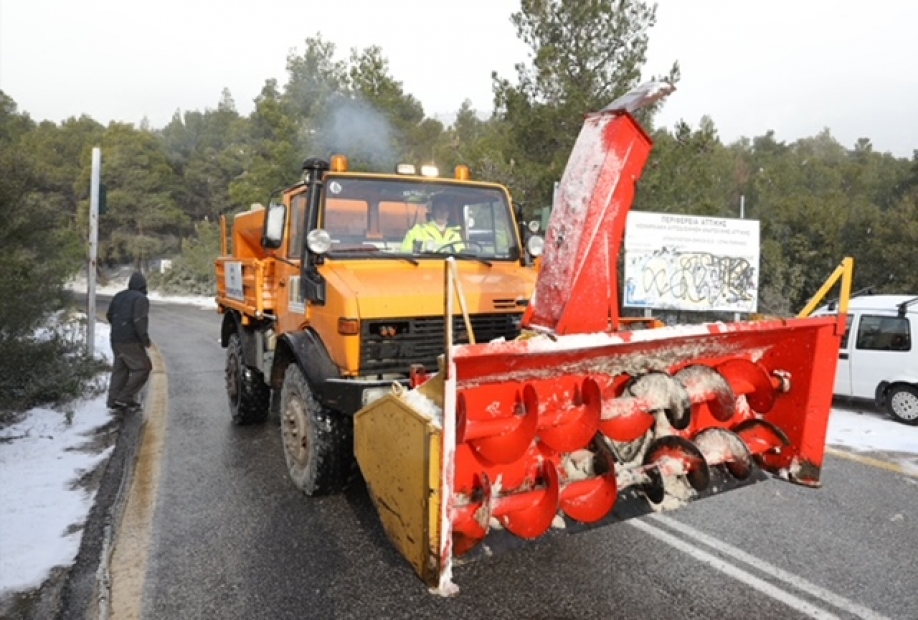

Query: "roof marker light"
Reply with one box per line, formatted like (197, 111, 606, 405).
(396, 163, 416, 175)
(330, 154, 349, 172)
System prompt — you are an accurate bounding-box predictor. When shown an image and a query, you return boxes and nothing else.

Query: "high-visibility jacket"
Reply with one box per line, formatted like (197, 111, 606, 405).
(401, 222, 463, 252)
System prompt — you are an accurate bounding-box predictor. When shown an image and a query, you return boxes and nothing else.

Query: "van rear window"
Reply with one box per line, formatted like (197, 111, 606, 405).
(855, 315, 911, 351)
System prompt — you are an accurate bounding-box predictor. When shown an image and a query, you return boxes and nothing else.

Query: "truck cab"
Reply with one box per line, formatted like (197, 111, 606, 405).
(215, 155, 543, 494)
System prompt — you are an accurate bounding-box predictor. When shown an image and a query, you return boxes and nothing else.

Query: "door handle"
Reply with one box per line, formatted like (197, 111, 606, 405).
(839, 352, 849, 360)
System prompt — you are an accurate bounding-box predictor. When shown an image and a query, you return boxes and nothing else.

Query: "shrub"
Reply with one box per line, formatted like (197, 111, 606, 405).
(147, 220, 220, 296)
(0, 312, 109, 419)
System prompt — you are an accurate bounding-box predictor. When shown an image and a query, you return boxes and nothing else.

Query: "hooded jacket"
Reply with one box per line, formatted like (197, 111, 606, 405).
(106, 272, 151, 346)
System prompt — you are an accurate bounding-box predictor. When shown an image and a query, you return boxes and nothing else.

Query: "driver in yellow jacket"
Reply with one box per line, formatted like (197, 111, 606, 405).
(401, 196, 463, 252)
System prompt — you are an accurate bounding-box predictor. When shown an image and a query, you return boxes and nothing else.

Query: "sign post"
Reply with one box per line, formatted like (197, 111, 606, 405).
(87, 148, 101, 357)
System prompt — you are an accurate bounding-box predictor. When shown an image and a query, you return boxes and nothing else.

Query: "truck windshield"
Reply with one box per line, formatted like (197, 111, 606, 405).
(319, 177, 520, 260)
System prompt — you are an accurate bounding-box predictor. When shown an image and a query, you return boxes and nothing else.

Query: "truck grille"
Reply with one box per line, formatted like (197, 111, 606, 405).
(360, 313, 522, 375)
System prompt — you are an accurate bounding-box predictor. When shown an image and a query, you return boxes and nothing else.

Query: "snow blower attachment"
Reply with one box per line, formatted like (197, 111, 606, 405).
(353, 83, 849, 595)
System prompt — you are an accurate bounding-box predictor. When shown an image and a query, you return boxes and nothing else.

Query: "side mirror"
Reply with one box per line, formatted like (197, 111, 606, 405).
(263, 202, 286, 249)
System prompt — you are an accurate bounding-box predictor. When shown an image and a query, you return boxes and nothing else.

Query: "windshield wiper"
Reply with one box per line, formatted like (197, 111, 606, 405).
(327, 247, 419, 266)
(417, 251, 492, 267)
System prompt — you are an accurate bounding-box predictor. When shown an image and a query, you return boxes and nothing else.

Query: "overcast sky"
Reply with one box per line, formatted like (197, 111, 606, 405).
(1, 0, 916, 157)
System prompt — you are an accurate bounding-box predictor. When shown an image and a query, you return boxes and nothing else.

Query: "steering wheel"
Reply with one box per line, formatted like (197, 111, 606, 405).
(436, 240, 484, 254)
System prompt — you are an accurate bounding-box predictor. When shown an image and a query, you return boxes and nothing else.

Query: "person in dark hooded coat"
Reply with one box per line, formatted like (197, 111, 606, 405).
(106, 272, 153, 410)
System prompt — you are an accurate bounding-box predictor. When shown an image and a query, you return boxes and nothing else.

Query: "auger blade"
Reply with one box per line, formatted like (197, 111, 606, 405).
(627, 371, 692, 430)
(536, 377, 603, 453)
(493, 461, 560, 540)
(693, 427, 754, 480)
(674, 364, 736, 423)
(717, 358, 778, 414)
(457, 385, 539, 465)
(597, 374, 655, 443)
(452, 473, 492, 557)
(732, 418, 793, 475)
(559, 439, 618, 523)
(641, 436, 710, 505)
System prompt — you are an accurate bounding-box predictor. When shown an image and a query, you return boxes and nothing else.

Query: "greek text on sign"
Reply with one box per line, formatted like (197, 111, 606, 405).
(623, 212, 760, 313)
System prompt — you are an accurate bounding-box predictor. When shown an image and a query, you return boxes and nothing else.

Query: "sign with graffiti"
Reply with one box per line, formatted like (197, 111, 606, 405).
(623, 212, 760, 313)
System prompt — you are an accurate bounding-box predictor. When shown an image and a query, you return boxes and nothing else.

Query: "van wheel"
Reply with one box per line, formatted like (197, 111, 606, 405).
(226, 333, 270, 425)
(279, 364, 353, 495)
(886, 385, 918, 425)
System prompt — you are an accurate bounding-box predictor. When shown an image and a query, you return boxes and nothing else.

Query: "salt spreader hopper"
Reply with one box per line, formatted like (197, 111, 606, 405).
(353, 83, 848, 595)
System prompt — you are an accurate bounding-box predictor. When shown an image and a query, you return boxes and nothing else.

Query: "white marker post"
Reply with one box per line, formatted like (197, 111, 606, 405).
(87, 147, 101, 358)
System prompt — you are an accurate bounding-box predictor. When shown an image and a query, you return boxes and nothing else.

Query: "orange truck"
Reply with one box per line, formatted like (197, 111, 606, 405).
(215, 83, 848, 595)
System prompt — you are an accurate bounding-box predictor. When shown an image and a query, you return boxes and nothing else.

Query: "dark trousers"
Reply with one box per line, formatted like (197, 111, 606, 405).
(107, 342, 152, 406)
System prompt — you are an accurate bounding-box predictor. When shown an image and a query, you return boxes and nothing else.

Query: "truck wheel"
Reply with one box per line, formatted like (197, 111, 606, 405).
(226, 333, 270, 425)
(886, 385, 918, 425)
(280, 364, 353, 495)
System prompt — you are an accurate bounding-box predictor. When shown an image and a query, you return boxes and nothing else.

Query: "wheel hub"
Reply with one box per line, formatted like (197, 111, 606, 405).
(283, 400, 310, 466)
(226, 353, 240, 404)
(891, 390, 918, 421)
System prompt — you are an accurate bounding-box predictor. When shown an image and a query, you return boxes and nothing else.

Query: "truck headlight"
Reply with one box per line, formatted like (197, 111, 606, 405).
(527, 235, 544, 257)
(307, 229, 332, 254)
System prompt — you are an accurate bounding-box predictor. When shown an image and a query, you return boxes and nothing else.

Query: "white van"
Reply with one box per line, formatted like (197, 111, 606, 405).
(818, 295, 918, 425)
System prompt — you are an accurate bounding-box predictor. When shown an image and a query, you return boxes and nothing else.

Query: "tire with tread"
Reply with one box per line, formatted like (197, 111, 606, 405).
(280, 364, 353, 495)
(225, 332, 270, 425)
(886, 384, 918, 425)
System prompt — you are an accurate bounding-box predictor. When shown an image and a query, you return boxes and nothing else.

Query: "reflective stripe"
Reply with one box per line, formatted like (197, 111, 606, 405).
(402, 223, 462, 250)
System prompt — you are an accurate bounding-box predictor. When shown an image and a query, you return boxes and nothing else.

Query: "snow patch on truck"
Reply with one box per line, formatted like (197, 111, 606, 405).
(398, 387, 444, 428)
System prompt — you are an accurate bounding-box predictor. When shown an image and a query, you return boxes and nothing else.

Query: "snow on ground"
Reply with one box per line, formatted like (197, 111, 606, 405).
(0, 286, 916, 599)
(0, 405, 115, 596)
(84, 277, 218, 309)
(0, 322, 115, 597)
(0, 283, 216, 599)
(827, 402, 918, 473)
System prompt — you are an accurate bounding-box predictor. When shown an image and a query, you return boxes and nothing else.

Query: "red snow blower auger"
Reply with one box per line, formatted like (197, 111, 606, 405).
(353, 82, 850, 595)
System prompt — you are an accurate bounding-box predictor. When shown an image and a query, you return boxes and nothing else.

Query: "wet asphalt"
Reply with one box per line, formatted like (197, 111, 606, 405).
(60, 300, 918, 620)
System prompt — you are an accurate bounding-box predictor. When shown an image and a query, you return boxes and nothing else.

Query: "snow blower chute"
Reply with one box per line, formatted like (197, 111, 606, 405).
(353, 83, 848, 595)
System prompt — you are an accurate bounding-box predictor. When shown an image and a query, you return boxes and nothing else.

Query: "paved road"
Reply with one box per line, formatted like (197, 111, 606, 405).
(109, 300, 917, 619)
